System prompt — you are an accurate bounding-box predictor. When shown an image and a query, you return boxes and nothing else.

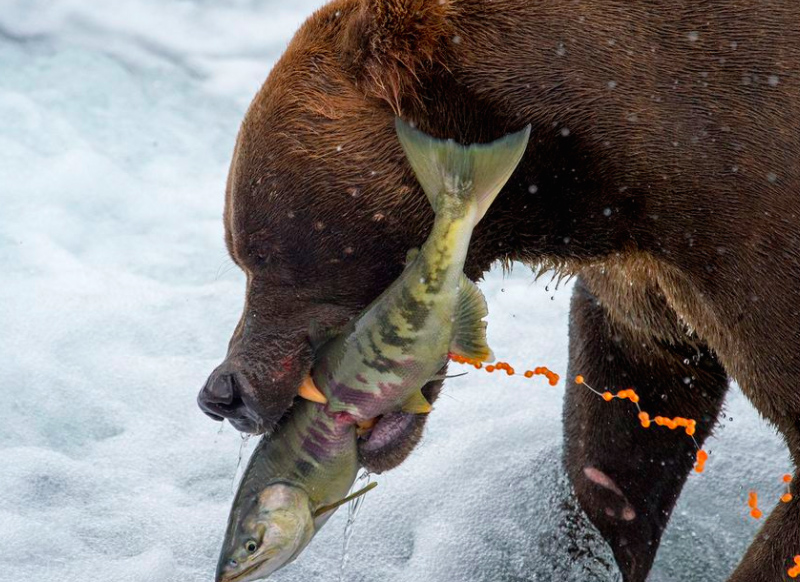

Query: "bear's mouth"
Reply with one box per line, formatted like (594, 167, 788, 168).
(356, 411, 417, 453)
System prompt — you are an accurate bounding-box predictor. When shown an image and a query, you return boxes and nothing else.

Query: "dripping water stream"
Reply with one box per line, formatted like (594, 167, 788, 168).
(340, 469, 372, 581)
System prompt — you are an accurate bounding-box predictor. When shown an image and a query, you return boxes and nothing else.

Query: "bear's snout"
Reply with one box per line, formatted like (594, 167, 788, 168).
(198, 353, 304, 435)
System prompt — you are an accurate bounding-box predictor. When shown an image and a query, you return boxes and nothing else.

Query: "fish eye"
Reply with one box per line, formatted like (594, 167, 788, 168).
(244, 539, 258, 553)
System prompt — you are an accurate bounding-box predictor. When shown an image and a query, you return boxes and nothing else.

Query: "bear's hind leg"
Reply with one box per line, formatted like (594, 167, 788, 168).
(563, 276, 729, 582)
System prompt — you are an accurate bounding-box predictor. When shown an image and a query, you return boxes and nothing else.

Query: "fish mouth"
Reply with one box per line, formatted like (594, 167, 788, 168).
(216, 545, 296, 582)
(217, 560, 263, 582)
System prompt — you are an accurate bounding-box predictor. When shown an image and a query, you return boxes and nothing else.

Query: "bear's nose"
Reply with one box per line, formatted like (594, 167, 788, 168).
(205, 372, 235, 406)
(198, 368, 246, 422)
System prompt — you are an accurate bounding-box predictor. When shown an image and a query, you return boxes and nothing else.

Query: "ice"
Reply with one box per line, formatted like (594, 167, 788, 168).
(0, 2, 791, 582)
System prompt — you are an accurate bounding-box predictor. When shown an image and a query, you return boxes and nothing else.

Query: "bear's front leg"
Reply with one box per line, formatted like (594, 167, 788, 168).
(563, 276, 729, 581)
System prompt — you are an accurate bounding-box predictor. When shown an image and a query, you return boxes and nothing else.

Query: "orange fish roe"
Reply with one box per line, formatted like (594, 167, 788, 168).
(447, 353, 560, 386)
(790, 561, 800, 579)
(602, 391, 614, 401)
(694, 450, 708, 473)
(748, 491, 758, 509)
(782, 474, 794, 504)
(747, 491, 763, 519)
(575, 375, 585, 385)
(649, 415, 696, 435)
(638, 411, 651, 428)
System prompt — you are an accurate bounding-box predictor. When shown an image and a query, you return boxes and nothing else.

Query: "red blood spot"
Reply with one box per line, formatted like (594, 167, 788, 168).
(334, 412, 357, 425)
(279, 355, 294, 373)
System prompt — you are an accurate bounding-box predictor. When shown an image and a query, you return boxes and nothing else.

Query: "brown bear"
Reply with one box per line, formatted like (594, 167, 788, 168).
(197, 1, 800, 580)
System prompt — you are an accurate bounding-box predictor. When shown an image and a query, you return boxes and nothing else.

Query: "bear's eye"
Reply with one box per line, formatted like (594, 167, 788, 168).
(244, 539, 258, 553)
(245, 229, 283, 269)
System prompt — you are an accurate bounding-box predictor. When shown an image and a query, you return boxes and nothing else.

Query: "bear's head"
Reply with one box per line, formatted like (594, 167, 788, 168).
(197, 0, 614, 472)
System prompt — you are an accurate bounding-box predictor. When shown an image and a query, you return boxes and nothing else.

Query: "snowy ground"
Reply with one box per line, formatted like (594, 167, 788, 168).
(0, 2, 791, 581)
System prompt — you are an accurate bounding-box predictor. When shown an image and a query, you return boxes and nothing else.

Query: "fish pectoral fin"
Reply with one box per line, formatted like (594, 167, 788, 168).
(401, 390, 433, 414)
(313, 482, 378, 519)
(449, 275, 495, 363)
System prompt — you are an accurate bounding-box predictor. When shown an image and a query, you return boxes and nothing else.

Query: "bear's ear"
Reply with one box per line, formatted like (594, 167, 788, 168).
(340, 0, 453, 112)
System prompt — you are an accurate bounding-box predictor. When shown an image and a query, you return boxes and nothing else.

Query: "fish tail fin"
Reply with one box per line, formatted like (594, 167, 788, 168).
(395, 118, 531, 225)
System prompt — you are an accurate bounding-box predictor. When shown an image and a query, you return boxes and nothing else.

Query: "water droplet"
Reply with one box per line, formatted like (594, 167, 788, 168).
(528, 184, 539, 194)
(687, 31, 699, 42)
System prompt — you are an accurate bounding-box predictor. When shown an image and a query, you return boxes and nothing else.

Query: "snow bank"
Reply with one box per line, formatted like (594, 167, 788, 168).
(0, 2, 789, 581)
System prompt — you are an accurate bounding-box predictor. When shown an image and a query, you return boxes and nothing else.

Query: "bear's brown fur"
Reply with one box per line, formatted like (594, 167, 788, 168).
(198, 1, 800, 579)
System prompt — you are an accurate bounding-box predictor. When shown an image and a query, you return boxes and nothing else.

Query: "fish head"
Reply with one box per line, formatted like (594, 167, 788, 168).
(216, 483, 315, 582)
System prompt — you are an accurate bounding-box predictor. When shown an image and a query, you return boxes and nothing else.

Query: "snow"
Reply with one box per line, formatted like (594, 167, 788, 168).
(0, 2, 790, 581)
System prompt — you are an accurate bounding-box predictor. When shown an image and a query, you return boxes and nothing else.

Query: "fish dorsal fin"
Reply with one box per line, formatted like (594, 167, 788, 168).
(449, 274, 495, 363)
(401, 390, 433, 414)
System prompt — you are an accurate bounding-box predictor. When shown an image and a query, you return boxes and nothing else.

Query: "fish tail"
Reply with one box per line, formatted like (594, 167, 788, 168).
(395, 118, 530, 225)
